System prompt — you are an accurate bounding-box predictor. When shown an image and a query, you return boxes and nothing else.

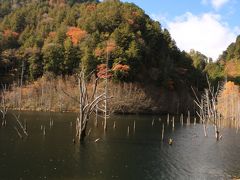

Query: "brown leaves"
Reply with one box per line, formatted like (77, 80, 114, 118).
(225, 61, 240, 77)
(112, 64, 130, 72)
(97, 64, 130, 79)
(86, 4, 97, 12)
(66, 27, 87, 45)
(220, 81, 239, 95)
(106, 40, 116, 54)
(2, 30, 19, 38)
(97, 64, 113, 79)
(49, 31, 56, 38)
(217, 81, 240, 120)
(94, 40, 116, 58)
(94, 47, 104, 57)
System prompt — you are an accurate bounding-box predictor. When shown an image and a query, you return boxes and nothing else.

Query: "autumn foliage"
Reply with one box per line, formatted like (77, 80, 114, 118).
(97, 64, 130, 79)
(86, 4, 97, 11)
(94, 47, 104, 57)
(224, 61, 240, 77)
(217, 81, 240, 120)
(106, 40, 116, 53)
(97, 64, 113, 79)
(94, 40, 116, 58)
(2, 29, 19, 38)
(66, 27, 87, 45)
(49, 31, 56, 38)
(112, 64, 130, 72)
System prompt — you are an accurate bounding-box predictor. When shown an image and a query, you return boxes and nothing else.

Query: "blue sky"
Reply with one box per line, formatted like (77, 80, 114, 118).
(121, 0, 240, 60)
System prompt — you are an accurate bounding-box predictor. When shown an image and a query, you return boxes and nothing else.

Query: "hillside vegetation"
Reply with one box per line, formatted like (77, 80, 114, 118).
(205, 35, 240, 84)
(0, 0, 213, 113)
(0, 0, 206, 89)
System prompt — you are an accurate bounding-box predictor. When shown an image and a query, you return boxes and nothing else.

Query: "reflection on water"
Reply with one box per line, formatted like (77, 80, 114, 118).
(0, 111, 240, 180)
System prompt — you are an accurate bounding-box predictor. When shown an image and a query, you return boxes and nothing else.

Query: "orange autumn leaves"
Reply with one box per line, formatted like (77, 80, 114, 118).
(217, 81, 240, 119)
(220, 81, 239, 95)
(48, 27, 87, 45)
(2, 29, 19, 38)
(224, 61, 240, 77)
(46, 27, 129, 79)
(96, 40, 129, 79)
(66, 27, 87, 45)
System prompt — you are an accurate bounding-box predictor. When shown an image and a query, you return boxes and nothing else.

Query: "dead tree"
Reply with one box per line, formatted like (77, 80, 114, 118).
(192, 78, 221, 140)
(11, 61, 29, 138)
(18, 60, 24, 110)
(0, 84, 8, 126)
(12, 113, 28, 138)
(62, 71, 112, 142)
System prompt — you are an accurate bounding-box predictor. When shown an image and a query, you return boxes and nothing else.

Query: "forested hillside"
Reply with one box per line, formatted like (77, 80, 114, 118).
(204, 35, 240, 84)
(0, 0, 206, 90)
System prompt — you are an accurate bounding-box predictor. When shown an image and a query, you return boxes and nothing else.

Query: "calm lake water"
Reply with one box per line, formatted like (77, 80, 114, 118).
(0, 111, 240, 180)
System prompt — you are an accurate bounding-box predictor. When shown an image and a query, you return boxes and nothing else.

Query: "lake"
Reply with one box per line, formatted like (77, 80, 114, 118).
(0, 111, 240, 180)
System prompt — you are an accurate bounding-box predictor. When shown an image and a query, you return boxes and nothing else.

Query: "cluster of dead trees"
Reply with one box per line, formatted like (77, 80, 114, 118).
(217, 81, 240, 131)
(193, 79, 240, 140)
(2, 75, 152, 114)
(193, 79, 222, 140)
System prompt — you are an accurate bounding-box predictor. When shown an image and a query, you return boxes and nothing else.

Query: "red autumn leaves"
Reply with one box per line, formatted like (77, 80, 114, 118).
(2, 29, 19, 38)
(97, 64, 130, 79)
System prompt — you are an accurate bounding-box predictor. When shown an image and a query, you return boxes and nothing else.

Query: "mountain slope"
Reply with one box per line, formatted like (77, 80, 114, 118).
(0, 0, 205, 90)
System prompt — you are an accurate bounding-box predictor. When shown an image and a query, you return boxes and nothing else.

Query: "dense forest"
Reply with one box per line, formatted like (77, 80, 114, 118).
(0, 0, 207, 90)
(203, 35, 240, 84)
(5, 0, 240, 113)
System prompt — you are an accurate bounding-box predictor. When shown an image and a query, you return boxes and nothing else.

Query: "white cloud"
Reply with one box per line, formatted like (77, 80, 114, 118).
(202, 0, 231, 10)
(212, 0, 230, 9)
(167, 12, 239, 60)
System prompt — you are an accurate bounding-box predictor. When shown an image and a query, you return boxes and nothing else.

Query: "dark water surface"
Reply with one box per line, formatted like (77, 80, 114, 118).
(0, 111, 240, 180)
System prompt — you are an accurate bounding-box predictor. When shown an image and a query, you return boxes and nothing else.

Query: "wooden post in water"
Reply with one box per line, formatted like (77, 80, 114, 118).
(43, 126, 46, 136)
(133, 120, 136, 133)
(14, 127, 22, 139)
(167, 114, 169, 126)
(49, 119, 53, 129)
(152, 118, 155, 126)
(180, 114, 183, 126)
(161, 123, 164, 141)
(187, 110, 190, 125)
(172, 116, 175, 131)
(113, 121, 116, 129)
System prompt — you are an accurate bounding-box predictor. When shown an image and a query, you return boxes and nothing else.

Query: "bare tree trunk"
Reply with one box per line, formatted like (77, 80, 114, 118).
(192, 79, 220, 140)
(0, 84, 8, 126)
(19, 61, 24, 111)
(104, 45, 109, 132)
(62, 71, 112, 142)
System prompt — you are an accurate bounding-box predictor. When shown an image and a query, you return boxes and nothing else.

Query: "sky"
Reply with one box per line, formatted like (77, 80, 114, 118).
(121, 0, 240, 60)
